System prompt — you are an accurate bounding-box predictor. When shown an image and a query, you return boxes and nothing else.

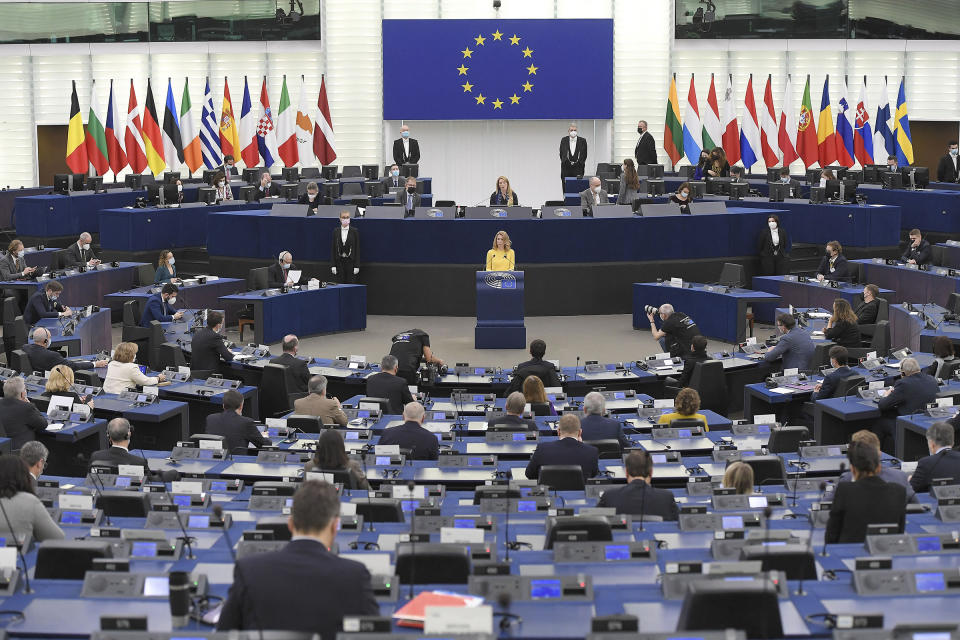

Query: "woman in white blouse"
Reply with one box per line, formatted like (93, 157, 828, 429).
(103, 342, 165, 394)
(757, 214, 790, 276)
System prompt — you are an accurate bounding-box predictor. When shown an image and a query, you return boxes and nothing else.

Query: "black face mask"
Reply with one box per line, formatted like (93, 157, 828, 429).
(406, 186, 416, 194)
(637, 126, 643, 134)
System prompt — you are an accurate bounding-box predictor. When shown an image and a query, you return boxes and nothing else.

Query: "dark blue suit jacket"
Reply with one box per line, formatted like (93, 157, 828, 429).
(23, 291, 62, 326)
(763, 327, 815, 372)
(525, 437, 599, 481)
(877, 373, 938, 416)
(816, 254, 850, 281)
(812, 365, 856, 400)
(910, 448, 960, 492)
(597, 479, 679, 520)
(580, 414, 630, 448)
(376, 420, 439, 460)
(139, 293, 175, 327)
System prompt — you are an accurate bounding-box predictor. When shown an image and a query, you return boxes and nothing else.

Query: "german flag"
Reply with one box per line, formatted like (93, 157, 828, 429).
(65, 80, 88, 174)
(141, 79, 166, 177)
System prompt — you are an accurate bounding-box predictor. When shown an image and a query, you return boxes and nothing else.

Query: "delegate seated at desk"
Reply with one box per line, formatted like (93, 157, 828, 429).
(0, 454, 64, 542)
(838, 429, 916, 503)
(63, 232, 100, 268)
(23, 281, 71, 326)
(205, 390, 268, 453)
(580, 391, 631, 449)
(268, 251, 298, 288)
(924, 336, 957, 378)
(298, 182, 321, 213)
(874, 357, 938, 453)
(668, 183, 693, 214)
(507, 338, 562, 393)
(579, 177, 608, 214)
(397, 177, 420, 215)
(811, 346, 857, 400)
(102, 342, 163, 394)
(0, 378, 47, 449)
(525, 414, 599, 481)
(256, 171, 281, 201)
(657, 387, 708, 431)
(23, 327, 105, 373)
(901, 228, 932, 266)
(824, 299, 862, 348)
(382, 165, 403, 191)
(0, 239, 37, 296)
(598, 451, 679, 520)
(190, 311, 234, 373)
(211, 171, 233, 202)
(140, 283, 184, 326)
(269, 335, 311, 393)
(294, 375, 348, 427)
(89, 417, 174, 482)
(816, 241, 849, 282)
(911, 422, 960, 492)
(489, 176, 519, 206)
(486, 230, 516, 271)
(42, 365, 93, 407)
(303, 430, 368, 489)
(856, 284, 881, 324)
(488, 392, 537, 431)
(376, 402, 438, 460)
(762, 313, 815, 372)
(825, 441, 906, 543)
(154, 249, 180, 284)
(364, 355, 414, 415)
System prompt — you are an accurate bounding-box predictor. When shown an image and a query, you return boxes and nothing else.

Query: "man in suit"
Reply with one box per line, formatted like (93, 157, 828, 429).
(268, 251, 298, 288)
(376, 402, 438, 460)
(488, 392, 537, 431)
(507, 339, 562, 393)
(220, 155, 239, 176)
(634, 119, 657, 165)
(294, 375, 348, 427)
(677, 335, 709, 388)
(139, 283, 184, 327)
(23, 281, 71, 326)
(825, 440, 906, 543)
(0, 377, 46, 449)
(366, 355, 414, 415)
(776, 167, 802, 196)
(20, 441, 47, 484)
(269, 334, 311, 393)
(22, 327, 105, 374)
(217, 480, 379, 640)
(910, 421, 960, 492)
(0, 240, 36, 302)
(189, 311, 234, 373)
(392, 124, 420, 167)
(298, 182, 322, 213)
(580, 391, 630, 450)
(256, 171, 281, 201)
(63, 232, 99, 268)
(88, 418, 150, 471)
(936, 140, 959, 183)
(206, 389, 268, 453)
(579, 177, 608, 215)
(838, 430, 916, 503)
(330, 210, 360, 284)
(875, 357, 938, 453)
(729, 166, 746, 183)
(856, 284, 881, 325)
(816, 240, 849, 282)
(812, 346, 858, 400)
(525, 414, 599, 481)
(901, 228, 933, 266)
(382, 164, 403, 191)
(396, 176, 420, 215)
(559, 123, 587, 189)
(763, 313, 815, 372)
(598, 451, 679, 520)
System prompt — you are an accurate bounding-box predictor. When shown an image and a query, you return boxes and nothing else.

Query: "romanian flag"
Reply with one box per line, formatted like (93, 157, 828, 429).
(663, 74, 683, 165)
(141, 79, 167, 177)
(894, 77, 914, 166)
(219, 78, 240, 160)
(817, 76, 837, 167)
(65, 80, 88, 174)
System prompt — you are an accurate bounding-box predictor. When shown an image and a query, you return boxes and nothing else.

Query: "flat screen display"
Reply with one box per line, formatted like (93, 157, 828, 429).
(530, 579, 562, 599)
(915, 572, 945, 592)
(604, 545, 630, 560)
(143, 576, 169, 596)
(131, 541, 158, 557)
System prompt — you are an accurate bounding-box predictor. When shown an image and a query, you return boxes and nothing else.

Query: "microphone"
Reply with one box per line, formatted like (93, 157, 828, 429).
(495, 591, 522, 631)
(504, 484, 513, 562)
(88, 470, 114, 528)
(0, 499, 31, 593)
(168, 570, 191, 628)
(359, 444, 375, 532)
(173, 496, 196, 560)
(574, 356, 581, 382)
(637, 480, 648, 532)
(406, 480, 416, 601)
(762, 505, 773, 549)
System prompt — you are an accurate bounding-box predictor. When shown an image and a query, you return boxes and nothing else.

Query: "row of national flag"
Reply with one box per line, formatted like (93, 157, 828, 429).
(66, 75, 337, 177)
(663, 73, 914, 171)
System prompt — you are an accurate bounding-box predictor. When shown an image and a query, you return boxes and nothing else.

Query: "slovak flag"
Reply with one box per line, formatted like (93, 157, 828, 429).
(853, 76, 874, 166)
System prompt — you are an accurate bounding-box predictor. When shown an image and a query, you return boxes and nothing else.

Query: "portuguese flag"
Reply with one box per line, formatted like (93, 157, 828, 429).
(796, 75, 819, 168)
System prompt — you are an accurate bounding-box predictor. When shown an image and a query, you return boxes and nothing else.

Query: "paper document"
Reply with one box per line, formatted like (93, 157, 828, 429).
(287, 270, 302, 284)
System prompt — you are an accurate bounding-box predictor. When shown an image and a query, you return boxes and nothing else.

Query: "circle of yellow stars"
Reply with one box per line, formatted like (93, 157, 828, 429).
(456, 29, 537, 110)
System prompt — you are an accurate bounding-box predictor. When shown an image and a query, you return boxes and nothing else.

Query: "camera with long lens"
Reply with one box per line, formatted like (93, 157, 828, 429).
(644, 305, 659, 316)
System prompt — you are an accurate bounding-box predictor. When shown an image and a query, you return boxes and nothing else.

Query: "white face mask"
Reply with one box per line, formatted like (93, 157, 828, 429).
(681, 191, 690, 198)
(340, 218, 350, 227)
(282, 262, 290, 270)
(167, 296, 177, 305)
(592, 185, 600, 193)
(168, 257, 175, 265)
(768, 221, 778, 230)
(81, 243, 90, 251)
(391, 170, 399, 177)
(951, 149, 958, 156)
(218, 181, 225, 187)
(177, 184, 183, 192)
(569, 131, 577, 138)
(307, 193, 316, 201)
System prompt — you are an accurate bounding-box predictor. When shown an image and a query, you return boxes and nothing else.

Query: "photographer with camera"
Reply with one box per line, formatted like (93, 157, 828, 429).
(646, 303, 700, 358)
(388, 328, 444, 386)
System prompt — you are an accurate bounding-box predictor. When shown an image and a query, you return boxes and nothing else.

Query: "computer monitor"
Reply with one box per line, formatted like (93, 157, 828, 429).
(766, 167, 783, 183)
(844, 170, 862, 185)
(242, 168, 261, 185)
(824, 179, 841, 201)
(688, 181, 707, 198)
(863, 165, 883, 183)
(320, 166, 338, 180)
(719, 262, 746, 288)
(768, 182, 790, 202)
(238, 185, 258, 202)
(54, 173, 86, 194)
(146, 183, 178, 206)
(281, 167, 299, 182)
(728, 182, 749, 200)
(882, 171, 904, 189)
(280, 183, 300, 200)
(197, 186, 217, 204)
(830, 166, 848, 180)
(809, 186, 826, 203)
(322, 182, 340, 203)
(805, 168, 822, 185)
(201, 169, 219, 184)
(400, 163, 419, 178)
(644, 179, 665, 196)
(840, 179, 858, 202)
(85, 176, 103, 193)
(365, 181, 384, 197)
(125, 174, 144, 190)
(903, 166, 929, 189)
(708, 177, 731, 196)
(362, 164, 379, 180)
(301, 167, 321, 179)
(646, 164, 664, 179)
(162, 172, 180, 185)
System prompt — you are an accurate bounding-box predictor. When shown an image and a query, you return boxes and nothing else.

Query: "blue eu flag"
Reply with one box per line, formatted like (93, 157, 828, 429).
(383, 19, 613, 120)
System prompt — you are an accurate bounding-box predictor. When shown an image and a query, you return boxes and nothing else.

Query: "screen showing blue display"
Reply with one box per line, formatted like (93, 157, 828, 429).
(142, 576, 169, 596)
(267, 428, 281, 438)
(345, 432, 359, 440)
(131, 541, 158, 557)
(357, 410, 370, 418)
(474, 368, 485, 375)
(652, 454, 667, 464)
(472, 395, 484, 402)
(757, 425, 770, 434)
(741, 451, 756, 457)
(376, 456, 391, 465)
(917, 536, 941, 552)
(401, 500, 419, 512)
(433, 412, 445, 420)
(517, 500, 536, 512)
(210, 481, 227, 492)
(454, 518, 474, 528)
(614, 392, 625, 400)
(723, 576, 753, 582)
(915, 572, 945, 592)
(530, 579, 562, 599)
(173, 495, 191, 507)
(604, 545, 630, 560)
(468, 457, 483, 466)
(519, 487, 533, 496)
(677, 429, 692, 438)
(187, 515, 210, 528)
(512, 433, 526, 441)
(198, 449, 214, 459)
(721, 515, 744, 529)
(284, 498, 294, 507)
(114, 476, 131, 488)
(61, 511, 82, 524)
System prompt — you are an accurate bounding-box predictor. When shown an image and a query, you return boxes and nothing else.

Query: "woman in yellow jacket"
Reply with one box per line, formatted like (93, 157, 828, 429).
(486, 230, 516, 271)
(657, 387, 709, 431)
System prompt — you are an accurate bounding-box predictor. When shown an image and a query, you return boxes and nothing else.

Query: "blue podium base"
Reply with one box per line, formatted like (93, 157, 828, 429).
(475, 325, 526, 349)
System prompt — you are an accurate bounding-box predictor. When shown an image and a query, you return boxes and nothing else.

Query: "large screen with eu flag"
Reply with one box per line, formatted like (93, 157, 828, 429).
(382, 19, 613, 120)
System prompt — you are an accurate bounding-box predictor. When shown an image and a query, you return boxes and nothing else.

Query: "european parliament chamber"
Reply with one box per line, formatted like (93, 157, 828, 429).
(5, 3, 960, 640)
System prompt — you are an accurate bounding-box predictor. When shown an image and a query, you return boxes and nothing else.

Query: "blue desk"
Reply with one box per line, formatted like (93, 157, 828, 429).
(0, 261, 146, 310)
(897, 413, 950, 462)
(632, 281, 780, 344)
(855, 259, 960, 304)
(888, 302, 960, 353)
(38, 416, 107, 476)
(103, 277, 245, 320)
(938, 242, 960, 268)
(859, 185, 960, 233)
(99, 202, 264, 252)
(36, 308, 111, 355)
(751, 276, 894, 324)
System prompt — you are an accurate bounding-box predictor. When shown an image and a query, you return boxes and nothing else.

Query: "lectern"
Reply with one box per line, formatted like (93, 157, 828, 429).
(475, 270, 526, 349)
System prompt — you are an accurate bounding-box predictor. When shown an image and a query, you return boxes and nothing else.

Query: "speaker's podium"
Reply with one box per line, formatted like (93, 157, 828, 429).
(475, 271, 526, 349)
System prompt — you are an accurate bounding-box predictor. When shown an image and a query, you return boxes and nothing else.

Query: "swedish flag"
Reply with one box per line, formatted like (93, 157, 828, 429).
(893, 77, 913, 166)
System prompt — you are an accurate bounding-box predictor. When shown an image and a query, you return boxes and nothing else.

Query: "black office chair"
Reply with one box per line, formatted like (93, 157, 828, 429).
(341, 182, 364, 196)
(538, 465, 586, 491)
(2, 297, 18, 361)
(808, 342, 833, 370)
(736, 455, 787, 487)
(357, 397, 392, 415)
(51, 250, 71, 272)
(96, 492, 151, 518)
(676, 581, 783, 639)
(739, 544, 817, 580)
(396, 543, 471, 584)
(121, 301, 151, 364)
(354, 498, 404, 522)
(859, 298, 890, 342)
(157, 342, 187, 370)
(544, 516, 612, 549)
(247, 267, 269, 291)
(259, 363, 296, 419)
(932, 244, 945, 267)
(689, 360, 726, 414)
(833, 374, 866, 398)
(871, 320, 891, 355)
(189, 369, 214, 381)
(666, 417, 706, 431)
(136, 264, 155, 286)
(145, 321, 166, 372)
(286, 415, 323, 434)
(34, 540, 114, 580)
(11, 316, 26, 354)
(9, 349, 30, 374)
(434, 200, 455, 207)
(948, 293, 960, 316)
(766, 425, 810, 454)
(940, 360, 960, 380)
(584, 439, 622, 459)
(340, 165, 362, 178)
(530, 402, 553, 416)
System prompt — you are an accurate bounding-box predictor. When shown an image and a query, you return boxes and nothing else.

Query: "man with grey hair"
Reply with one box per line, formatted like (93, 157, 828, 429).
(365, 354, 414, 415)
(487, 391, 536, 431)
(392, 123, 420, 166)
(376, 401, 438, 460)
(20, 441, 48, 482)
(0, 376, 46, 449)
(579, 176, 608, 214)
(23, 326, 105, 373)
(559, 121, 587, 189)
(635, 119, 657, 165)
(88, 417, 150, 471)
(647, 303, 700, 357)
(65, 231, 99, 267)
(910, 421, 960, 492)
(580, 391, 631, 450)
(269, 334, 310, 393)
(875, 356, 938, 453)
(293, 375, 347, 426)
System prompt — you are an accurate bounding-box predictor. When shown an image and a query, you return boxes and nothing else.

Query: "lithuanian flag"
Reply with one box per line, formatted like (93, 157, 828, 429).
(664, 74, 683, 165)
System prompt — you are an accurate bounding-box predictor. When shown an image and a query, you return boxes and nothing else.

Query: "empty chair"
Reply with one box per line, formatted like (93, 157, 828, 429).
(676, 581, 782, 639)
(584, 439, 621, 459)
(9, 349, 31, 374)
(396, 543, 471, 584)
(736, 455, 786, 487)
(832, 374, 865, 398)
(2, 297, 19, 360)
(666, 417, 706, 431)
(530, 402, 553, 416)
(871, 320, 891, 355)
(34, 540, 114, 579)
(121, 302, 151, 364)
(354, 498, 404, 522)
(739, 544, 817, 580)
(766, 425, 810, 453)
(948, 293, 960, 316)
(286, 414, 323, 434)
(356, 397, 392, 415)
(136, 264, 154, 286)
(808, 342, 832, 371)
(157, 342, 187, 370)
(11, 316, 26, 352)
(96, 492, 151, 517)
(340, 166, 362, 178)
(538, 465, 586, 491)
(341, 182, 364, 196)
(145, 321, 166, 371)
(544, 515, 612, 549)
(689, 361, 726, 414)
(259, 363, 295, 419)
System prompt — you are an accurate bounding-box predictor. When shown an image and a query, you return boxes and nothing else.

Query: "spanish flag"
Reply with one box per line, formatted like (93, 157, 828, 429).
(65, 80, 88, 174)
(219, 77, 240, 159)
(141, 79, 167, 177)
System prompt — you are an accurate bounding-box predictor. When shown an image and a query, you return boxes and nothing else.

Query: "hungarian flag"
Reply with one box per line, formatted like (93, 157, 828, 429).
(141, 79, 167, 177)
(104, 80, 127, 175)
(124, 80, 147, 175)
(85, 80, 109, 176)
(239, 77, 259, 168)
(721, 74, 740, 165)
(835, 77, 855, 167)
(295, 76, 315, 165)
(276, 75, 298, 167)
(853, 76, 874, 167)
(180, 78, 203, 174)
(65, 80, 88, 174)
(313, 75, 336, 165)
(795, 75, 818, 168)
(681, 74, 701, 165)
(702, 74, 722, 153)
(777, 75, 798, 166)
(256, 77, 280, 168)
(817, 76, 837, 167)
(759, 74, 779, 167)
(663, 74, 683, 165)
(219, 78, 241, 160)
(162, 79, 184, 171)
(739, 74, 760, 170)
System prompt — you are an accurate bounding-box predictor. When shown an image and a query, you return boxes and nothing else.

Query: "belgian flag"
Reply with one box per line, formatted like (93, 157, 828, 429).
(65, 80, 88, 174)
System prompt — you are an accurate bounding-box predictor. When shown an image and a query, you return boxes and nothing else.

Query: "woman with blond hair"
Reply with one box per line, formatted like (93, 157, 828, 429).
(489, 176, 519, 206)
(103, 342, 165, 394)
(723, 461, 755, 495)
(486, 230, 516, 271)
(522, 374, 556, 416)
(43, 364, 93, 407)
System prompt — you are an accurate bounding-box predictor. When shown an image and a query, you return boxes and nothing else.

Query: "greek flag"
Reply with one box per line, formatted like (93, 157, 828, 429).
(200, 78, 222, 170)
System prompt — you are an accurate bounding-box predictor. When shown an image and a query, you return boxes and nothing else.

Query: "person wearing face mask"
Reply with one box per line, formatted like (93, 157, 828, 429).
(706, 147, 729, 178)
(618, 159, 641, 206)
(579, 177, 608, 215)
(139, 282, 184, 326)
(154, 249, 180, 284)
(937, 141, 960, 183)
(268, 251, 297, 288)
(0, 239, 36, 310)
(397, 176, 421, 215)
(886, 154, 899, 173)
(257, 171, 281, 201)
(65, 232, 99, 268)
(220, 154, 239, 176)
(634, 119, 657, 165)
(757, 214, 791, 276)
(819, 168, 835, 189)
(211, 171, 233, 202)
(23, 281, 71, 326)
(901, 228, 932, 266)
(392, 124, 420, 167)
(174, 179, 184, 204)
(489, 176, 519, 207)
(298, 182, 322, 214)
(23, 327, 104, 374)
(777, 166, 801, 196)
(668, 182, 694, 214)
(816, 240, 849, 282)
(330, 211, 360, 284)
(693, 150, 711, 180)
(559, 122, 588, 190)
(381, 164, 403, 191)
